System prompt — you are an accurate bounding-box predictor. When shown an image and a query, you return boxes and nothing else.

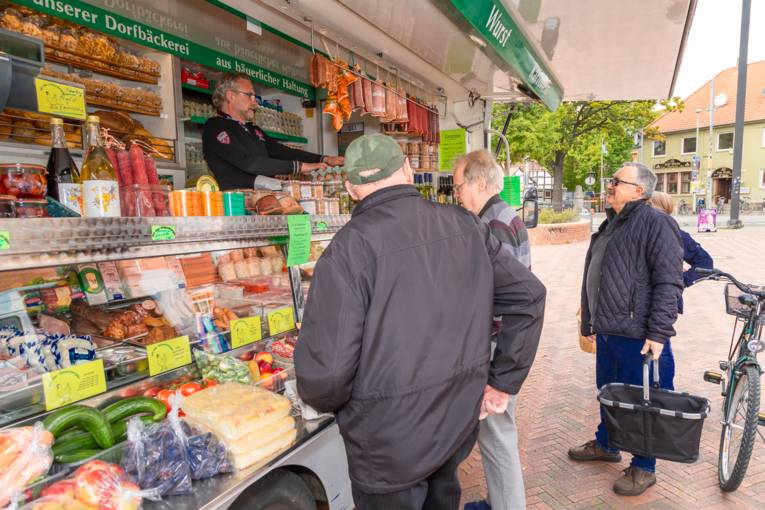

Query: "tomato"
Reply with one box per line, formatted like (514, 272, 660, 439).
(179, 382, 202, 396)
(202, 378, 217, 388)
(156, 389, 174, 413)
(142, 387, 160, 397)
(119, 387, 142, 398)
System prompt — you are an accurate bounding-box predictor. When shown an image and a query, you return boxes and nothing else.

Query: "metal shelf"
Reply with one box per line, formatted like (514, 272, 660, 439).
(0, 215, 349, 271)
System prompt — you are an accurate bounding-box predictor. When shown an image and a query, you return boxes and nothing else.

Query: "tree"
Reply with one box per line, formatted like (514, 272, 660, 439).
(492, 99, 682, 211)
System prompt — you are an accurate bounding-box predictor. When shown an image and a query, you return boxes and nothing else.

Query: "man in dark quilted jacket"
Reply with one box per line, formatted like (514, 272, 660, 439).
(568, 163, 683, 496)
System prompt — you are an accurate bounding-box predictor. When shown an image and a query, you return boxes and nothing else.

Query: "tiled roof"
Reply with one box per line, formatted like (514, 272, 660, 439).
(651, 60, 765, 134)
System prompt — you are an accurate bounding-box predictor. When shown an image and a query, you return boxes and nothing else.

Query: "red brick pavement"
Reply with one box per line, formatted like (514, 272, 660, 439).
(459, 228, 765, 509)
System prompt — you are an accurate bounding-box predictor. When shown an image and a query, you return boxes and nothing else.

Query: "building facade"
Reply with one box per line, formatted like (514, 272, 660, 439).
(640, 60, 765, 210)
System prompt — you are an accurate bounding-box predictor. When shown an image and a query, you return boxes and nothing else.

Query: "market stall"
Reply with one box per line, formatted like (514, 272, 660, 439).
(0, 0, 697, 508)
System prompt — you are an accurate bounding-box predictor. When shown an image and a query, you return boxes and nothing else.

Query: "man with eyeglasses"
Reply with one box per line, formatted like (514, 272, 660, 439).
(202, 72, 343, 190)
(568, 163, 683, 496)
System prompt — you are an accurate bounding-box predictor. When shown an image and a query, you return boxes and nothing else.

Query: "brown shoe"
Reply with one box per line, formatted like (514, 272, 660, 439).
(613, 467, 657, 496)
(567, 440, 622, 462)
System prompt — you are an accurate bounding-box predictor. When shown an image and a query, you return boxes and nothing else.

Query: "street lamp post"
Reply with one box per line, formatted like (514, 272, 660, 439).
(728, 0, 751, 228)
(694, 108, 701, 213)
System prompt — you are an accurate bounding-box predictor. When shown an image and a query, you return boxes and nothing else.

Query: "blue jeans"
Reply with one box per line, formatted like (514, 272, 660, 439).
(594, 334, 675, 473)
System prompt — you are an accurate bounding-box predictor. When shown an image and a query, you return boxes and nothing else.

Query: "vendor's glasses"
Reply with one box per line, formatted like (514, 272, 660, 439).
(233, 90, 257, 100)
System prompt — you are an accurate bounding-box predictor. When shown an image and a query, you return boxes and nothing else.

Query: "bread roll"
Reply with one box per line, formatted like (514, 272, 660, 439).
(12, 121, 36, 143)
(0, 115, 11, 141)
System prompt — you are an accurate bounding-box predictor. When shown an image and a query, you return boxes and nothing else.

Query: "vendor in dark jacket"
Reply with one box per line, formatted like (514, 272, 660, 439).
(568, 163, 684, 497)
(202, 72, 343, 190)
(295, 134, 546, 510)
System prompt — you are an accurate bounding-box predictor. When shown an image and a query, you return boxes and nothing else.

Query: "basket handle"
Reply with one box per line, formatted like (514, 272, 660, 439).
(642, 353, 660, 404)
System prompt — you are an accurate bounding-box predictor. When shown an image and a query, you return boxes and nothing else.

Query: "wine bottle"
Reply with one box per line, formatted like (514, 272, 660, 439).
(81, 116, 121, 217)
(46, 118, 82, 214)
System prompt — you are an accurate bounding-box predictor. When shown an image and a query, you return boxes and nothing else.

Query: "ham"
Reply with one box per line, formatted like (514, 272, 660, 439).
(362, 78, 374, 115)
(383, 87, 397, 123)
(371, 81, 385, 117)
(351, 80, 365, 111)
(396, 88, 408, 123)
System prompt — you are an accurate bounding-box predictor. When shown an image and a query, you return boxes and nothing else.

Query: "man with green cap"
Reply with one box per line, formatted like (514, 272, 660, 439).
(295, 134, 546, 509)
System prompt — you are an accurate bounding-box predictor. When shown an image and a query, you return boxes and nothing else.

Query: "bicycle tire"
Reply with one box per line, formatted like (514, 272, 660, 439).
(718, 365, 760, 492)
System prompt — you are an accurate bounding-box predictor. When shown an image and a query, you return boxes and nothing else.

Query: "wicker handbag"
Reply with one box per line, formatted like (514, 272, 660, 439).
(576, 308, 596, 354)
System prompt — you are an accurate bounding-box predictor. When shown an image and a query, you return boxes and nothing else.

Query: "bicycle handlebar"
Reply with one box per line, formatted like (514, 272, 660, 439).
(697, 268, 765, 298)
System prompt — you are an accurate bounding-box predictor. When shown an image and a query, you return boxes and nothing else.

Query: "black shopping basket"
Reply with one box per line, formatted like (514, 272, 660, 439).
(597, 355, 711, 463)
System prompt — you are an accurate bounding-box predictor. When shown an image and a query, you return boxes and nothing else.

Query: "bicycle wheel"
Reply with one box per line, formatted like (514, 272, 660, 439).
(718, 365, 761, 491)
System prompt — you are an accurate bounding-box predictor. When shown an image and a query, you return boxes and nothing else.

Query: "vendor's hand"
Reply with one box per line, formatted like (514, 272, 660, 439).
(300, 162, 328, 173)
(479, 385, 510, 420)
(586, 335, 596, 343)
(323, 155, 344, 166)
(640, 339, 664, 360)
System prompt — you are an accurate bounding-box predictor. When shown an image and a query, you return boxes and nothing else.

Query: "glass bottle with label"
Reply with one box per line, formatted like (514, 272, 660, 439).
(81, 116, 121, 217)
(46, 118, 82, 214)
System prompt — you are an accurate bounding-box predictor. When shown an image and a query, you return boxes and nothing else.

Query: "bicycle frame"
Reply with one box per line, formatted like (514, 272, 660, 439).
(722, 300, 763, 423)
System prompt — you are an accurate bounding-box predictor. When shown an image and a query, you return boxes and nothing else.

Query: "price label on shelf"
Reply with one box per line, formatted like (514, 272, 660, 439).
(286, 215, 312, 267)
(0, 231, 9, 250)
(267, 307, 295, 336)
(42, 360, 107, 411)
(34, 78, 87, 120)
(230, 317, 263, 349)
(151, 225, 177, 241)
(147, 335, 192, 376)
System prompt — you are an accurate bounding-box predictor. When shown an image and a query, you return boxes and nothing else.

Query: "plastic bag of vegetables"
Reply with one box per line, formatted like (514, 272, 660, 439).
(193, 349, 251, 384)
(120, 395, 192, 497)
(0, 423, 54, 507)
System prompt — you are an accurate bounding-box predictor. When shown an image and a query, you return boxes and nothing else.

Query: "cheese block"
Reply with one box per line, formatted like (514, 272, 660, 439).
(181, 382, 292, 443)
(229, 426, 297, 470)
(184, 414, 294, 456)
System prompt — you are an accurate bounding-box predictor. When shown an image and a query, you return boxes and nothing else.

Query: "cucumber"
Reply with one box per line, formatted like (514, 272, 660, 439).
(43, 405, 114, 449)
(52, 414, 157, 457)
(54, 449, 104, 464)
(102, 397, 167, 424)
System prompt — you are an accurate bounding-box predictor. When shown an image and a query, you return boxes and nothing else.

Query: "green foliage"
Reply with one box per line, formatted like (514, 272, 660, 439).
(491, 99, 683, 210)
(538, 208, 579, 224)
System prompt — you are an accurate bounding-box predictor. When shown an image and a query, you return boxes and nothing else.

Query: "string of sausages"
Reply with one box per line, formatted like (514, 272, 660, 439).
(310, 53, 439, 142)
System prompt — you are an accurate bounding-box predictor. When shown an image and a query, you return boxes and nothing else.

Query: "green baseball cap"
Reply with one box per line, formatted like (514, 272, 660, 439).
(341, 134, 405, 185)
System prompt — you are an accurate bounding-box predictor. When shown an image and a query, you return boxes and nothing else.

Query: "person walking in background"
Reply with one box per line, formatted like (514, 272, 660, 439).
(568, 163, 684, 497)
(454, 150, 530, 510)
(649, 191, 714, 313)
(295, 135, 546, 510)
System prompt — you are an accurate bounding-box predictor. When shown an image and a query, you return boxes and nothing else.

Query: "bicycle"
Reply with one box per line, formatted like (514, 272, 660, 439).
(698, 267, 765, 491)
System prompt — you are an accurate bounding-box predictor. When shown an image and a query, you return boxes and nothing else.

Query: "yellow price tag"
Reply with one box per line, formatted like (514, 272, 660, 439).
(230, 317, 263, 349)
(147, 335, 192, 376)
(42, 359, 107, 411)
(267, 307, 295, 336)
(34, 78, 87, 120)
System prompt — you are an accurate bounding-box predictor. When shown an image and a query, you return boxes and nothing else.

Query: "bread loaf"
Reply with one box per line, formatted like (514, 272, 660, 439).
(92, 110, 134, 135)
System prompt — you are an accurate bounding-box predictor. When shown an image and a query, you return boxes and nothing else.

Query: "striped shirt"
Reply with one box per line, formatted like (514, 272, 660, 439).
(478, 195, 531, 269)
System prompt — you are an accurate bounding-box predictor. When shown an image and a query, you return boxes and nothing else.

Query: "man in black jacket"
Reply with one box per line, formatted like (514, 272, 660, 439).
(202, 72, 343, 190)
(569, 163, 684, 496)
(295, 134, 546, 509)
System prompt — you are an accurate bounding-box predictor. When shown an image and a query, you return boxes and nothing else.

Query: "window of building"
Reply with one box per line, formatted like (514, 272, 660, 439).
(761, 168, 765, 189)
(652, 140, 666, 157)
(762, 128, 765, 147)
(681, 136, 696, 154)
(717, 132, 734, 151)
(667, 172, 678, 194)
(655, 173, 665, 193)
(680, 171, 691, 194)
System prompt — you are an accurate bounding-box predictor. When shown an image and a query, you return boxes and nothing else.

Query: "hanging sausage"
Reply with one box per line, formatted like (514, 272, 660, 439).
(371, 81, 386, 117)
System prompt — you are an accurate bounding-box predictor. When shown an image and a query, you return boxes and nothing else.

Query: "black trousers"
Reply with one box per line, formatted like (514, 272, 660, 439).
(351, 426, 478, 510)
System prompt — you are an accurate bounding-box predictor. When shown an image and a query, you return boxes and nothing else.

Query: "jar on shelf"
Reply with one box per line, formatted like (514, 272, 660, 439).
(15, 198, 49, 218)
(0, 195, 16, 217)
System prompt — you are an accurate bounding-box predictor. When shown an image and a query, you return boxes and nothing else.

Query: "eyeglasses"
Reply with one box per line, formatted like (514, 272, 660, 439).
(232, 89, 257, 100)
(609, 177, 641, 188)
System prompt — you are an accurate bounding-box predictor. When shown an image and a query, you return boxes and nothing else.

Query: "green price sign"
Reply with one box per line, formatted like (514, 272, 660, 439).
(286, 215, 312, 267)
(0, 231, 9, 250)
(151, 225, 177, 241)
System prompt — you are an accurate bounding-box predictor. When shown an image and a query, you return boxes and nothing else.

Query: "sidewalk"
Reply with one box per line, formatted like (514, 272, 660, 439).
(459, 228, 765, 509)
(590, 212, 765, 231)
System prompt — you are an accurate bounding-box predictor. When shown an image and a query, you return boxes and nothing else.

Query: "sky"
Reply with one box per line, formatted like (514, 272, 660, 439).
(673, 0, 765, 99)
